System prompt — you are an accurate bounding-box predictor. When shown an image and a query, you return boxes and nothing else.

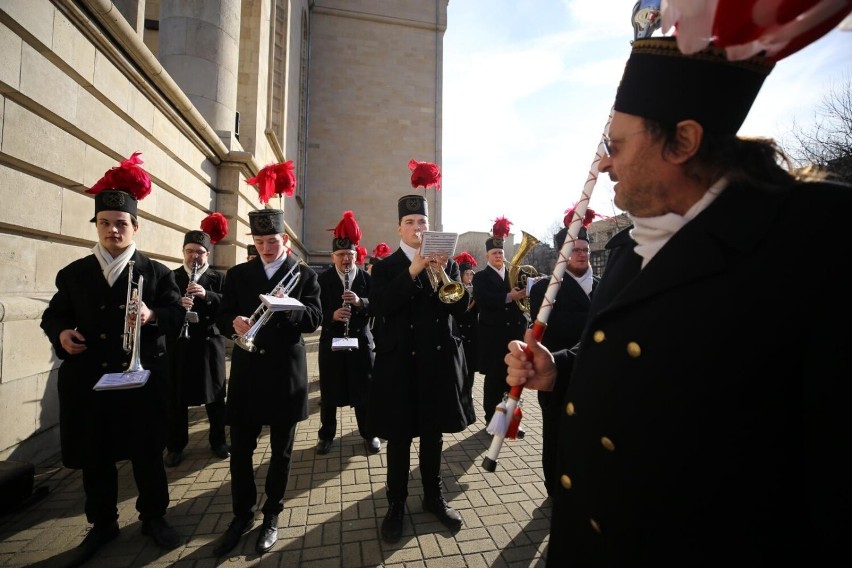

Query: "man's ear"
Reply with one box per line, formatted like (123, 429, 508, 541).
(281, 233, 290, 245)
(666, 119, 703, 164)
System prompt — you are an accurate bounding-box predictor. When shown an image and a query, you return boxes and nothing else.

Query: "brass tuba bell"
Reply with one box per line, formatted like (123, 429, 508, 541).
(507, 231, 540, 313)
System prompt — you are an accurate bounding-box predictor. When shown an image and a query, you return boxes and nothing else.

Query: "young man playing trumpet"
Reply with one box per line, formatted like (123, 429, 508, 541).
(40, 154, 185, 565)
(214, 208, 321, 556)
(368, 187, 474, 543)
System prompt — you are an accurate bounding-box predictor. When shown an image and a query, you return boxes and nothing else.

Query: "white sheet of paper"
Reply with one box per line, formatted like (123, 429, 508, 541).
(260, 294, 306, 312)
(93, 370, 151, 391)
(420, 231, 458, 257)
(331, 337, 359, 351)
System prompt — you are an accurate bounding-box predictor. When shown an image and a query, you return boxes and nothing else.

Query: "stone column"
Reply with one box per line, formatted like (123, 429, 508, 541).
(159, 0, 241, 146)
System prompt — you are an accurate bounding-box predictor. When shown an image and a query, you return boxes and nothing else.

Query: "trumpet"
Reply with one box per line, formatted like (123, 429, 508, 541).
(233, 259, 304, 352)
(122, 261, 145, 372)
(415, 232, 464, 304)
(178, 261, 200, 341)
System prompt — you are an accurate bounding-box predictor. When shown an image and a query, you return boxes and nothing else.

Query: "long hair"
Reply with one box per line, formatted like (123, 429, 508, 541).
(643, 119, 826, 192)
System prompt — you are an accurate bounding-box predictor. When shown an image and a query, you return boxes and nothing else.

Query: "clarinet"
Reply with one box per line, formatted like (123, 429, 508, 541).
(342, 267, 351, 339)
(178, 261, 199, 340)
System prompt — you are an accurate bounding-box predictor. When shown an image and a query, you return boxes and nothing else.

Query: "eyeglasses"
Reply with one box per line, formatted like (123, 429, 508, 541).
(601, 129, 648, 157)
(184, 249, 208, 256)
(572, 248, 590, 255)
(333, 251, 355, 258)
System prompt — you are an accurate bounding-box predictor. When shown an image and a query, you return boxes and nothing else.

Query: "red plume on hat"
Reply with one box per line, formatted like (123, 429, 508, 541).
(454, 251, 477, 268)
(86, 151, 152, 200)
(563, 204, 604, 228)
(492, 216, 512, 238)
(246, 160, 297, 204)
(355, 245, 368, 265)
(200, 212, 228, 245)
(372, 242, 391, 259)
(409, 159, 442, 190)
(331, 210, 362, 245)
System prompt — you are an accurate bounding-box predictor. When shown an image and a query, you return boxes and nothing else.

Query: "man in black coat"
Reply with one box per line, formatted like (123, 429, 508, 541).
(213, 208, 322, 556)
(316, 211, 379, 455)
(368, 191, 474, 543)
(472, 226, 528, 427)
(453, 252, 480, 417)
(164, 227, 229, 468)
(528, 225, 598, 497)
(40, 158, 185, 565)
(505, 37, 852, 566)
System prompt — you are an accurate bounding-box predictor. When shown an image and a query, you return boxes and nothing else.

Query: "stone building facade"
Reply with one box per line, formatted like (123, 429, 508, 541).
(0, 0, 448, 463)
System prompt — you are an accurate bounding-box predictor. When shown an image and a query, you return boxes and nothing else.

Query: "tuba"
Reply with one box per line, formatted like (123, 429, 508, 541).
(506, 231, 541, 313)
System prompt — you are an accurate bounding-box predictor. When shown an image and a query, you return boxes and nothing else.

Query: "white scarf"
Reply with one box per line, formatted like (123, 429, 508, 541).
(263, 253, 287, 279)
(337, 265, 358, 288)
(184, 263, 209, 280)
(569, 266, 594, 296)
(630, 177, 728, 268)
(92, 242, 136, 287)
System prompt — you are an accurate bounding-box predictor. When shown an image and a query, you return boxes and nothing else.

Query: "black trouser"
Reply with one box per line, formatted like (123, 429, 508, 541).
(385, 433, 443, 503)
(318, 402, 370, 441)
(483, 372, 509, 425)
(229, 421, 297, 517)
(166, 395, 227, 452)
(537, 390, 556, 496)
(82, 453, 169, 525)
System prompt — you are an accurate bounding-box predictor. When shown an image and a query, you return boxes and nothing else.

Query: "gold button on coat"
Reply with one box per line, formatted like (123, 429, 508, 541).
(627, 342, 641, 357)
(590, 518, 601, 533)
(560, 474, 572, 489)
(593, 330, 605, 343)
(601, 437, 615, 451)
(565, 402, 575, 416)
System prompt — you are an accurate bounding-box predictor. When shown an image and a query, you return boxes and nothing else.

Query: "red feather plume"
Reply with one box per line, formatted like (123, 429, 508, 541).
(408, 159, 442, 190)
(372, 242, 392, 259)
(332, 210, 362, 245)
(453, 251, 478, 268)
(563, 206, 597, 229)
(87, 151, 152, 201)
(492, 216, 512, 238)
(200, 212, 228, 245)
(356, 245, 368, 265)
(246, 160, 297, 204)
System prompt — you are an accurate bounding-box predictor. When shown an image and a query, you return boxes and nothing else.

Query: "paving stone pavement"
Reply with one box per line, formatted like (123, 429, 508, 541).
(0, 335, 551, 567)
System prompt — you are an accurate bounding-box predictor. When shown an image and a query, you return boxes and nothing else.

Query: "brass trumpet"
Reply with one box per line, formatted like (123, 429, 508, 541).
(233, 259, 305, 352)
(122, 261, 145, 372)
(425, 260, 465, 304)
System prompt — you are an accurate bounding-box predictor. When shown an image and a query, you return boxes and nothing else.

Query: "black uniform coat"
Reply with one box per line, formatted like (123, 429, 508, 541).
(216, 256, 321, 427)
(472, 266, 528, 377)
(317, 267, 374, 407)
(547, 180, 852, 566)
(367, 249, 475, 438)
(169, 266, 226, 405)
(40, 252, 184, 469)
(453, 291, 480, 375)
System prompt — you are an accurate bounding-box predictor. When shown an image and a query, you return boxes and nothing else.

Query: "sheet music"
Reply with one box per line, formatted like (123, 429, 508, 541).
(94, 370, 151, 391)
(420, 231, 458, 257)
(260, 294, 306, 312)
(331, 337, 359, 351)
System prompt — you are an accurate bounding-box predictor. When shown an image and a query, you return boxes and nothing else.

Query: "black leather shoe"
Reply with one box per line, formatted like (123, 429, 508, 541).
(422, 496, 463, 530)
(316, 439, 333, 455)
(212, 444, 230, 459)
(68, 520, 119, 567)
(141, 516, 180, 549)
(163, 451, 183, 468)
(365, 437, 381, 454)
(255, 514, 279, 554)
(381, 501, 405, 542)
(213, 513, 254, 556)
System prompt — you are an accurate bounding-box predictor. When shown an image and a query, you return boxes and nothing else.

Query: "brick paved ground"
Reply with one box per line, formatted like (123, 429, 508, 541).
(0, 336, 551, 567)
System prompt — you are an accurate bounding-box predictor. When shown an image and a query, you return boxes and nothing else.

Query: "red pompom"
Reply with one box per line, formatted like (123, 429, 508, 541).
(332, 210, 362, 245)
(453, 251, 477, 268)
(372, 242, 392, 259)
(356, 245, 368, 265)
(87, 152, 152, 201)
(246, 160, 297, 204)
(201, 212, 228, 245)
(492, 216, 512, 238)
(563, 205, 598, 228)
(408, 159, 442, 190)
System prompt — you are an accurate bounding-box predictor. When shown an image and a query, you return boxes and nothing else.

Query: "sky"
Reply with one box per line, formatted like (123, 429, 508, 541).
(440, 0, 852, 242)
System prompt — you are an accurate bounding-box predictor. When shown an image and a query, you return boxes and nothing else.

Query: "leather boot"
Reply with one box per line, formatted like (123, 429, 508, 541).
(381, 500, 405, 542)
(422, 495, 463, 530)
(256, 513, 279, 553)
(213, 513, 254, 556)
(66, 521, 120, 567)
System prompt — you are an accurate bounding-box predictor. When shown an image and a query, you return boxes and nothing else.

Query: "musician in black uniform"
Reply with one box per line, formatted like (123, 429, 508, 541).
(164, 217, 229, 468)
(369, 190, 474, 543)
(472, 219, 528, 426)
(40, 154, 185, 565)
(453, 251, 480, 417)
(213, 208, 321, 556)
(316, 211, 379, 455)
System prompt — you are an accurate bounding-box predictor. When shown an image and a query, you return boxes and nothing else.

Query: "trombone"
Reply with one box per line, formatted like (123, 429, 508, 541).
(122, 260, 145, 372)
(233, 260, 304, 352)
